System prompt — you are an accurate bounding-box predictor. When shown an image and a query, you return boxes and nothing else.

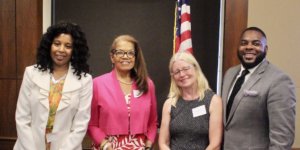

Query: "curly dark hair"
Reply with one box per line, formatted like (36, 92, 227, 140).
(36, 21, 90, 79)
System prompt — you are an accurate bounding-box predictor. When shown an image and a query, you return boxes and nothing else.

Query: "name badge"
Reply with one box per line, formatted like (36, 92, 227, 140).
(192, 105, 206, 118)
(133, 90, 143, 98)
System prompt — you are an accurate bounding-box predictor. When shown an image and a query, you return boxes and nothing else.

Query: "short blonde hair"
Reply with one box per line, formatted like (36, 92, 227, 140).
(168, 52, 210, 106)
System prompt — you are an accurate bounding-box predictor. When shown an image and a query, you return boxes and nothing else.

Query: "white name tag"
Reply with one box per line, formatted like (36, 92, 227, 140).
(192, 105, 206, 118)
(133, 90, 143, 98)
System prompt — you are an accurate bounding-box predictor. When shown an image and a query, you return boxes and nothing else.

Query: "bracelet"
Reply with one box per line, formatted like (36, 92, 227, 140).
(103, 142, 109, 150)
(99, 139, 108, 150)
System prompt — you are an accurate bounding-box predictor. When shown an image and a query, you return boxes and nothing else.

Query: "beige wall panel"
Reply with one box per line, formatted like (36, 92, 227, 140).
(248, 0, 300, 147)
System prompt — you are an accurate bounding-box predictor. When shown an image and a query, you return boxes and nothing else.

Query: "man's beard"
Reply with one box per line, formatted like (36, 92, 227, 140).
(237, 50, 266, 69)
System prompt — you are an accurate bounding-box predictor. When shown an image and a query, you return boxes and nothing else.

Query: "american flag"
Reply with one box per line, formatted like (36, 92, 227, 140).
(173, 0, 193, 53)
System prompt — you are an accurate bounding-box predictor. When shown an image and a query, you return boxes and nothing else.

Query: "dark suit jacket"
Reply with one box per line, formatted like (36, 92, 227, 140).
(222, 60, 296, 150)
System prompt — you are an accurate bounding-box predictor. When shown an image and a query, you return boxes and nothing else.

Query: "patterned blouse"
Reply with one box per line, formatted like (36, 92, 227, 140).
(45, 76, 65, 150)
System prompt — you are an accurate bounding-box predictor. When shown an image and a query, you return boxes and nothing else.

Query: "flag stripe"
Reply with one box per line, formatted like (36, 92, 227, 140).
(173, 0, 193, 53)
(179, 39, 192, 52)
(180, 30, 191, 42)
(180, 4, 190, 15)
(181, 13, 190, 24)
(180, 21, 191, 34)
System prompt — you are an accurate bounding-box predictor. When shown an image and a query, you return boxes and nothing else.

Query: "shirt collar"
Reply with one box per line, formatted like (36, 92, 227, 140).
(240, 59, 266, 75)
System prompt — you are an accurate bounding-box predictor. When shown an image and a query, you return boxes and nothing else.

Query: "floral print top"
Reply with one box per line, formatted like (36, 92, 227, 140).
(46, 76, 65, 150)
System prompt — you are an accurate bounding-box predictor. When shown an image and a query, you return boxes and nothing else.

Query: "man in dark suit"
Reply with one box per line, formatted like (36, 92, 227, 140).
(222, 27, 296, 150)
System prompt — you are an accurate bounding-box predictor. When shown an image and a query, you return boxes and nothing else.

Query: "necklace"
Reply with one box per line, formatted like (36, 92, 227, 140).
(118, 79, 133, 85)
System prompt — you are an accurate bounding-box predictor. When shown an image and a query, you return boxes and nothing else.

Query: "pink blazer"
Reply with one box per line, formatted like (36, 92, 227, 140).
(88, 70, 158, 144)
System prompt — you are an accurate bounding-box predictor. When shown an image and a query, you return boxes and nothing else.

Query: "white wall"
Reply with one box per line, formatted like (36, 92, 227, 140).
(248, 0, 300, 147)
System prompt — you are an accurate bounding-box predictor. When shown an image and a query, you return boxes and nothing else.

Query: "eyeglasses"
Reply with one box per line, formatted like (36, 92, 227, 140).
(171, 66, 192, 76)
(112, 49, 136, 58)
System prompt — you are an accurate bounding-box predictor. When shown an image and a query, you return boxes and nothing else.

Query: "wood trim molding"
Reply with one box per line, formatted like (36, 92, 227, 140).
(223, 0, 248, 74)
(0, 136, 17, 141)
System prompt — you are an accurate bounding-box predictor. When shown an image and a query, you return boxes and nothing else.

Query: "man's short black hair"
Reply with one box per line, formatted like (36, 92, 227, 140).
(241, 27, 267, 39)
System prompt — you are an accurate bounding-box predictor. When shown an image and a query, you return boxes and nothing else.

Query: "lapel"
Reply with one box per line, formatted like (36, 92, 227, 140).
(226, 61, 269, 126)
(111, 70, 129, 110)
(222, 66, 241, 125)
(110, 69, 141, 112)
(130, 80, 143, 112)
(32, 64, 81, 111)
(57, 65, 81, 112)
(32, 67, 51, 110)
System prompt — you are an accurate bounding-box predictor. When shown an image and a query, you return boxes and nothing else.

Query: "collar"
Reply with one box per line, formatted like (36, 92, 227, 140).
(240, 59, 266, 76)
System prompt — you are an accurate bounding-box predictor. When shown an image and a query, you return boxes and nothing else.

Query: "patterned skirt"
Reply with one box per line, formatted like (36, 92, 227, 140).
(92, 134, 146, 150)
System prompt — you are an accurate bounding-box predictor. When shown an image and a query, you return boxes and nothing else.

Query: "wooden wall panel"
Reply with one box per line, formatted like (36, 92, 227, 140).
(16, 0, 42, 79)
(0, 80, 17, 137)
(0, 0, 16, 78)
(0, 140, 15, 150)
(0, 0, 42, 149)
(0, 80, 18, 150)
(223, 0, 248, 74)
(0, 1, 17, 149)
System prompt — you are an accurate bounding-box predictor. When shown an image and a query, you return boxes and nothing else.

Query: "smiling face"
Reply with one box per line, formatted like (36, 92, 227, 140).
(51, 33, 73, 70)
(110, 40, 136, 74)
(171, 60, 197, 89)
(237, 30, 268, 69)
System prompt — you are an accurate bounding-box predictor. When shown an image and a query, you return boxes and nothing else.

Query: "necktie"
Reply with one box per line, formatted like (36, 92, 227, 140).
(226, 69, 249, 120)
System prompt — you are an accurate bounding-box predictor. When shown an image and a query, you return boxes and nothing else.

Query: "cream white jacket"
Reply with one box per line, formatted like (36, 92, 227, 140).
(14, 65, 93, 150)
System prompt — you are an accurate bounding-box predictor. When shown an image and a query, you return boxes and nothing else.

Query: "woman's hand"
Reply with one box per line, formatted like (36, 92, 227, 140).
(105, 142, 113, 150)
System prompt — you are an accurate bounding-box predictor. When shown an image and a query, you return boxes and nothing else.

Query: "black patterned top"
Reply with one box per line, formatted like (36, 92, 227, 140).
(170, 90, 214, 150)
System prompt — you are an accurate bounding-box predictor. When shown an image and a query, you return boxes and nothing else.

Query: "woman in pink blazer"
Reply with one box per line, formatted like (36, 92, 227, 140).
(88, 35, 158, 150)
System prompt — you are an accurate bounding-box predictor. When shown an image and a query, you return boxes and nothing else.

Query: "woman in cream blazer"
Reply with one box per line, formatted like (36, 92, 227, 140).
(14, 21, 92, 150)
